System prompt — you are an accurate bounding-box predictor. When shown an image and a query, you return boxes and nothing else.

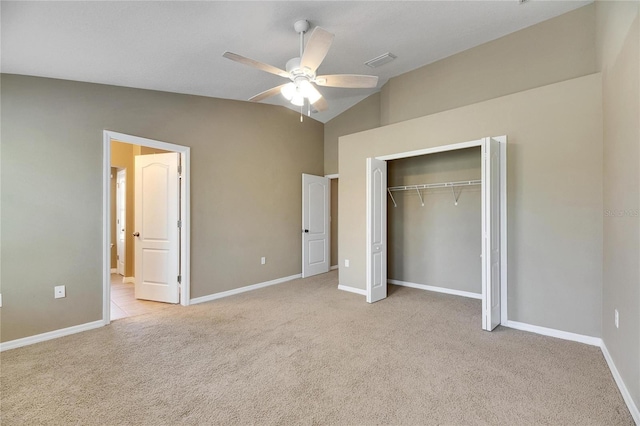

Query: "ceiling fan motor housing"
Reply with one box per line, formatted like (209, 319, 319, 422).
(286, 57, 315, 81)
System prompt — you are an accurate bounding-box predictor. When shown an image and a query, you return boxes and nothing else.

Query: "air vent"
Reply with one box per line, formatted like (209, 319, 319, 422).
(364, 52, 397, 68)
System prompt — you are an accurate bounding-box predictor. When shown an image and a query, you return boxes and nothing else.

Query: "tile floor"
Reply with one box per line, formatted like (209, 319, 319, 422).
(110, 274, 174, 320)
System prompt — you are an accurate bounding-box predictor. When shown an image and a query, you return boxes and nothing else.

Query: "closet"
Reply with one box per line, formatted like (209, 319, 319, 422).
(365, 136, 506, 331)
(386, 147, 482, 299)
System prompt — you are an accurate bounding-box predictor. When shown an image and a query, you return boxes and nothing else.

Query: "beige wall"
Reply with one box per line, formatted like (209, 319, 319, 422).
(1, 75, 323, 342)
(597, 0, 640, 410)
(380, 4, 597, 126)
(323, 4, 598, 176)
(339, 74, 603, 337)
(324, 93, 380, 175)
(388, 148, 481, 294)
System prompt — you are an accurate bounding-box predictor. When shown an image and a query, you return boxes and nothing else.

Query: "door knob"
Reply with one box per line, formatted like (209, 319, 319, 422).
(133, 232, 140, 237)
(304, 229, 309, 233)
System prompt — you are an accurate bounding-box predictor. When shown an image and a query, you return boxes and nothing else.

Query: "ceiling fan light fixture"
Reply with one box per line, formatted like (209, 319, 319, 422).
(291, 93, 305, 106)
(298, 80, 322, 104)
(281, 82, 296, 101)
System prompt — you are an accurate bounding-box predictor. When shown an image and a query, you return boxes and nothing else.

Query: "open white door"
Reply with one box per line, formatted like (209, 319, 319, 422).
(366, 158, 387, 303)
(482, 138, 501, 330)
(302, 174, 330, 278)
(134, 152, 180, 303)
(116, 169, 126, 276)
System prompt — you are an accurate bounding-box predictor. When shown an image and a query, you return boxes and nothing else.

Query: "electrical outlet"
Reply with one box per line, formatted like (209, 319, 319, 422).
(54, 285, 66, 299)
(345, 259, 350, 267)
(261, 257, 266, 265)
(615, 309, 619, 329)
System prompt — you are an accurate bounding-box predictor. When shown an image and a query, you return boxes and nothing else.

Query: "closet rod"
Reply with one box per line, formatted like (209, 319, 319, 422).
(387, 179, 481, 192)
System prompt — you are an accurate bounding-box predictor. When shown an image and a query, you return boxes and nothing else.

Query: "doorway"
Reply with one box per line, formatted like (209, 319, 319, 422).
(365, 136, 507, 331)
(102, 131, 191, 324)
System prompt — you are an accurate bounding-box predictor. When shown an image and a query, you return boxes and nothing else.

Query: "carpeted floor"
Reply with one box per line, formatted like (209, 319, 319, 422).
(1, 271, 634, 425)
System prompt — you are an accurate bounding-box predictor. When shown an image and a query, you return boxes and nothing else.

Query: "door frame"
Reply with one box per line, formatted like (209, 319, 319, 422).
(370, 136, 508, 327)
(325, 174, 339, 271)
(102, 130, 191, 325)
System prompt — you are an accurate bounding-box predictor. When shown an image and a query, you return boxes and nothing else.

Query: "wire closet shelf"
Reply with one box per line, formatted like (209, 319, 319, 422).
(387, 179, 481, 207)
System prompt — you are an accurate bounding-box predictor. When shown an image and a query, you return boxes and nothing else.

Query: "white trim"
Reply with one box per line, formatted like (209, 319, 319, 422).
(338, 284, 367, 296)
(388, 279, 482, 300)
(190, 274, 301, 305)
(498, 136, 508, 325)
(330, 265, 339, 270)
(376, 139, 483, 161)
(102, 133, 111, 326)
(601, 343, 640, 424)
(123, 276, 135, 284)
(325, 173, 339, 179)
(505, 320, 602, 347)
(0, 320, 104, 352)
(103, 130, 192, 326)
(110, 268, 117, 274)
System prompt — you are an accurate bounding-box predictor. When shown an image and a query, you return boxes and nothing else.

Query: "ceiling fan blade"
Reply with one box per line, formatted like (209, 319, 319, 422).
(300, 27, 334, 73)
(315, 74, 379, 88)
(249, 84, 289, 102)
(223, 51, 289, 78)
(312, 96, 328, 112)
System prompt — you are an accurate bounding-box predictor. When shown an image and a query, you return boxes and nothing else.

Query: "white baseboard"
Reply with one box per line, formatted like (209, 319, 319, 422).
(330, 265, 338, 271)
(0, 320, 104, 352)
(110, 268, 117, 273)
(337, 284, 366, 296)
(123, 276, 135, 284)
(505, 320, 602, 347)
(388, 279, 482, 300)
(601, 342, 640, 424)
(190, 274, 301, 305)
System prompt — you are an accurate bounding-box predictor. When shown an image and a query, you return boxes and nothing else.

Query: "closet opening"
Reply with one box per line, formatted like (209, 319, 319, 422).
(366, 137, 507, 331)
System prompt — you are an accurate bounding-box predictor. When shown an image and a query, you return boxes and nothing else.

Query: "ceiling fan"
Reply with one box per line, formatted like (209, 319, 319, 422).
(223, 19, 378, 116)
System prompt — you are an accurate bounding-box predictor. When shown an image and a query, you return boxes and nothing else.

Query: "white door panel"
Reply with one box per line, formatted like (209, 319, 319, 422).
(367, 158, 387, 303)
(482, 138, 501, 330)
(135, 152, 180, 303)
(302, 174, 330, 277)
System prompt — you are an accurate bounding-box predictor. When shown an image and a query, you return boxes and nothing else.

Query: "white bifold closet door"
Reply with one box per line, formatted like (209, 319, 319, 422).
(482, 137, 501, 331)
(366, 157, 387, 303)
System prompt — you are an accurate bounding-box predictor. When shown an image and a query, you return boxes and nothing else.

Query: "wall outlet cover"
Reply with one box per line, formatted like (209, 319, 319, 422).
(54, 285, 66, 299)
(345, 259, 350, 267)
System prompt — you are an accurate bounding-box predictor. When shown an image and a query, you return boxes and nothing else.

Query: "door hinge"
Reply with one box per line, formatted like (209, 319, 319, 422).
(178, 164, 182, 175)
(177, 220, 182, 228)
(177, 275, 182, 284)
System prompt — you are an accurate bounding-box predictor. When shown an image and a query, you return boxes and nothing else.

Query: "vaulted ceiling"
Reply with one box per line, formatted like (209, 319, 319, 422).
(1, 1, 590, 122)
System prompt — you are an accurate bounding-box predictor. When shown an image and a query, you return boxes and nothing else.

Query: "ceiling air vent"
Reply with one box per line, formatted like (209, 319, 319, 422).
(364, 52, 397, 68)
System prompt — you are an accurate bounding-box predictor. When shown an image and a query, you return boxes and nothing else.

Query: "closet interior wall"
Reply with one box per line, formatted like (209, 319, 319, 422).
(387, 147, 482, 295)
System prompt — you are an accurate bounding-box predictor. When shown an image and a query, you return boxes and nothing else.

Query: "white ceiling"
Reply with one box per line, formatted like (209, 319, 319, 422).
(1, 1, 590, 123)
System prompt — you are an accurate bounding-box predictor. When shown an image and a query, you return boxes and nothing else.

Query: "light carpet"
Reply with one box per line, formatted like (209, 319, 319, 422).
(1, 271, 634, 425)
